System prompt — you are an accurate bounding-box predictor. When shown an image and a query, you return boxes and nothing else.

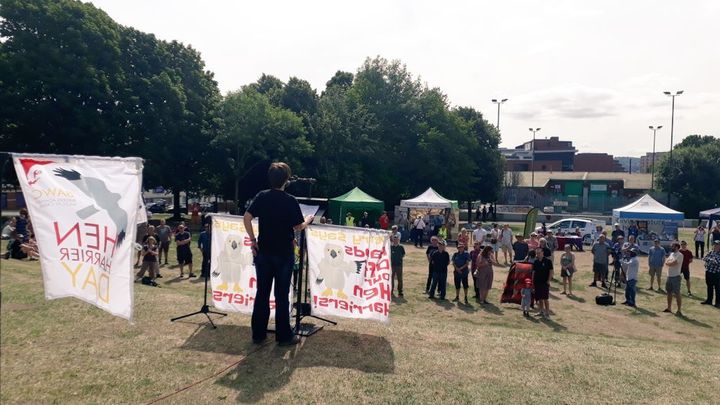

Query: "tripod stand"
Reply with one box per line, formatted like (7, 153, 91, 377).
(171, 266, 227, 328)
(293, 228, 336, 337)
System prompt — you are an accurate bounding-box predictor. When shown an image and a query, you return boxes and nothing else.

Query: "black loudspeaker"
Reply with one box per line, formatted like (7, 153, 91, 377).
(595, 293, 614, 306)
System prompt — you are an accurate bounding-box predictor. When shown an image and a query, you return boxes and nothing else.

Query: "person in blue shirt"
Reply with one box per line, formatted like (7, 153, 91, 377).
(627, 222, 639, 239)
(648, 239, 667, 291)
(452, 244, 472, 304)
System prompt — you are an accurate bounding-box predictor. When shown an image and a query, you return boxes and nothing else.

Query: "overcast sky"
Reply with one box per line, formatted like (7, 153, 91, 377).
(90, 0, 719, 156)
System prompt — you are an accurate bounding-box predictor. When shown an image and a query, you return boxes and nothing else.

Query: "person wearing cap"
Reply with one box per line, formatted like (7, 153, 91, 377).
(611, 223, 625, 244)
(390, 234, 405, 297)
(521, 278, 533, 317)
(663, 242, 684, 316)
(390, 225, 402, 243)
(452, 244, 472, 303)
(701, 240, 720, 307)
(621, 247, 640, 307)
(679, 241, 694, 296)
(648, 239, 667, 291)
(428, 239, 450, 300)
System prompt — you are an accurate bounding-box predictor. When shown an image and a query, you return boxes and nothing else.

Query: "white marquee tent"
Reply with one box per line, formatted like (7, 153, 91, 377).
(612, 194, 684, 252)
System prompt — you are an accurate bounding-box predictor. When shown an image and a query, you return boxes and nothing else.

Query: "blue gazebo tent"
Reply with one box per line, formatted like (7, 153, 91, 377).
(611, 194, 684, 253)
(700, 207, 720, 244)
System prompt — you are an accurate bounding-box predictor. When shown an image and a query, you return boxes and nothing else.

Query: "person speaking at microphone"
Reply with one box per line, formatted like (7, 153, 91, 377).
(244, 162, 314, 346)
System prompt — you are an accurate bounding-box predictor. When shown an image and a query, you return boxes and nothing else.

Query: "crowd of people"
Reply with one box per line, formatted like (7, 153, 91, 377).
(388, 220, 720, 319)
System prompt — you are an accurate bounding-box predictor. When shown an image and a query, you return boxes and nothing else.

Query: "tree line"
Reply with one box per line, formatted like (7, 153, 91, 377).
(0, 0, 504, 215)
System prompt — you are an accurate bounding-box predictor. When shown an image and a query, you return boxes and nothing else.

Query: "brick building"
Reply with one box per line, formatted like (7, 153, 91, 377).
(574, 153, 625, 172)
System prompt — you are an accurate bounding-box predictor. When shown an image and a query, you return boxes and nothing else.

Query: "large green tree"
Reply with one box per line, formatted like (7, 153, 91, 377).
(656, 135, 720, 215)
(215, 86, 312, 212)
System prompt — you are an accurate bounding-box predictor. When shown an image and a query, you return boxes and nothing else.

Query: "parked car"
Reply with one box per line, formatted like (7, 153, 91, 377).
(536, 218, 603, 245)
(147, 203, 166, 213)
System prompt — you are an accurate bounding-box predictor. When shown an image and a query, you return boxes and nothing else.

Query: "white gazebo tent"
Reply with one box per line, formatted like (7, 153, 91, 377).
(400, 188, 459, 238)
(611, 194, 684, 253)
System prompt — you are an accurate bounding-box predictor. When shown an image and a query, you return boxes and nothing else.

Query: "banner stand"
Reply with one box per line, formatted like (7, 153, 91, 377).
(293, 229, 336, 337)
(170, 258, 227, 328)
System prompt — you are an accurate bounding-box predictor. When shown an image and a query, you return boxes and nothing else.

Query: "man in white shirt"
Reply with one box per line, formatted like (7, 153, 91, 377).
(472, 222, 487, 247)
(412, 215, 426, 248)
(663, 242, 684, 316)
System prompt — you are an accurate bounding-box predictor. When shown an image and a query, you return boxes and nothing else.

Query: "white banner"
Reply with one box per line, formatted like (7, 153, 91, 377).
(13, 154, 142, 320)
(209, 214, 292, 316)
(307, 224, 391, 323)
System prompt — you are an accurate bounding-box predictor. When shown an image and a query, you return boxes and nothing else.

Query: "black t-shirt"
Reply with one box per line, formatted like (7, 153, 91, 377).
(426, 245, 438, 262)
(143, 245, 158, 262)
(247, 189, 304, 257)
(430, 250, 450, 273)
(712, 230, 720, 243)
(532, 257, 553, 285)
(611, 229, 625, 242)
(175, 231, 191, 252)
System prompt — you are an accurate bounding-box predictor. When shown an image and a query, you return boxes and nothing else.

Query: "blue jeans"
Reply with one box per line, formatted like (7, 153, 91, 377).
(429, 270, 447, 299)
(252, 252, 294, 343)
(625, 279, 637, 306)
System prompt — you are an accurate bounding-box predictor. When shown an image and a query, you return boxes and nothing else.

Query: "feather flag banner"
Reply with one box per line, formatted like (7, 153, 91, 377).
(13, 154, 142, 320)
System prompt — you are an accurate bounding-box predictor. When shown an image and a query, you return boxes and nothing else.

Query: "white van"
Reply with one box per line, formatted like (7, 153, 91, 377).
(536, 218, 604, 245)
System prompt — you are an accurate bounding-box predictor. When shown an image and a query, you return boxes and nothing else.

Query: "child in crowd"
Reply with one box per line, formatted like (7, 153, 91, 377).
(521, 278, 533, 317)
(136, 236, 159, 286)
(390, 235, 405, 297)
(560, 244, 576, 296)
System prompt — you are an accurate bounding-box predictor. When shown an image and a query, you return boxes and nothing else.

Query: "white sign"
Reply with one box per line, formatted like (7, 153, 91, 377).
(209, 214, 292, 316)
(590, 184, 607, 192)
(307, 225, 391, 323)
(13, 154, 142, 320)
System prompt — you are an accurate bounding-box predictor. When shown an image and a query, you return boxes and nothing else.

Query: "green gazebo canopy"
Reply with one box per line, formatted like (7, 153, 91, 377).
(327, 187, 384, 225)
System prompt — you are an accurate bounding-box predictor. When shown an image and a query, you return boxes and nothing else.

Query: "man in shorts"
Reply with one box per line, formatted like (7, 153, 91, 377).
(590, 234, 611, 288)
(451, 244, 471, 304)
(663, 242, 684, 316)
(532, 247, 554, 318)
(647, 239, 666, 291)
(679, 241, 694, 296)
(175, 224, 195, 278)
(156, 219, 172, 265)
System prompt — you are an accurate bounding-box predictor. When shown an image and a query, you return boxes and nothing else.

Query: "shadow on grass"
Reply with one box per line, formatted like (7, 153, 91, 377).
(677, 314, 713, 329)
(433, 298, 455, 310)
(392, 296, 408, 305)
(629, 306, 658, 317)
(162, 276, 188, 285)
(479, 302, 503, 315)
(182, 325, 395, 403)
(456, 302, 478, 313)
(566, 294, 586, 303)
(540, 317, 567, 332)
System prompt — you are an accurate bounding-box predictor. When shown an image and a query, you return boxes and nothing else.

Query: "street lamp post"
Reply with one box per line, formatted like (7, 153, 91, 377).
(491, 98, 508, 130)
(663, 90, 683, 205)
(648, 125, 662, 191)
(528, 127, 541, 188)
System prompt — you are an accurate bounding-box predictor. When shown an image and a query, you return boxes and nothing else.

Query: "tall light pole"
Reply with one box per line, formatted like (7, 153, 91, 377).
(491, 98, 508, 131)
(528, 127, 541, 188)
(663, 90, 683, 205)
(648, 125, 662, 191)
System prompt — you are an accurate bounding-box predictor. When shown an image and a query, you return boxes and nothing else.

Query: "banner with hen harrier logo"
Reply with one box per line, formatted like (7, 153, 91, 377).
(307, 225, 391, 323)
(209, 214, 292, 317)
(13, 154, 142, 320)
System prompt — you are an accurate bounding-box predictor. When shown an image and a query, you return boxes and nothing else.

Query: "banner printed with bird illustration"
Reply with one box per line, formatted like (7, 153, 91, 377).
(307, 225, 391, 323)
(13, 154, 142, 320)
(209, 213, 292, 317)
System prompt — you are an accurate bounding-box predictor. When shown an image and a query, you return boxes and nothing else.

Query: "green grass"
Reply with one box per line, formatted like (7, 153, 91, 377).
(2, 233, 719, 404)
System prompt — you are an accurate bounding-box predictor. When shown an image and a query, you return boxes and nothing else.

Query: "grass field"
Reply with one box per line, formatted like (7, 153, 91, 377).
(2, 229, 719, 404)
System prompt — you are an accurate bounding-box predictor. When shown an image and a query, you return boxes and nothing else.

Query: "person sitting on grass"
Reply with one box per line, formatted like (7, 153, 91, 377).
(532, 247, 553, 318)
(390, 235, 405, 297)
(428, 239, 450, 300)
(560, 244, 576, 296)
(663, 242, 684, 316)
(621, 247, 639, 307)
(452, 244, 471, 304)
